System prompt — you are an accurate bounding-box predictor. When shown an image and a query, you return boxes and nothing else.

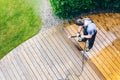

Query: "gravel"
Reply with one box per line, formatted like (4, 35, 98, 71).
(40, 0, 64, 32)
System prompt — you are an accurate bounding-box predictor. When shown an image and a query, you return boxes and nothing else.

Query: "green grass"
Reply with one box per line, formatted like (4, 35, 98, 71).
(0, 0, 42, 59)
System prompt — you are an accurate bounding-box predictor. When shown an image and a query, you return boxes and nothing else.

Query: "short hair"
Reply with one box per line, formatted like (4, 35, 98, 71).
(75, 19, 84, 26)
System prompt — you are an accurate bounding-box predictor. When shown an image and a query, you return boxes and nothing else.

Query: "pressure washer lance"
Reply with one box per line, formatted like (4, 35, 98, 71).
(68, 34, 87, 75)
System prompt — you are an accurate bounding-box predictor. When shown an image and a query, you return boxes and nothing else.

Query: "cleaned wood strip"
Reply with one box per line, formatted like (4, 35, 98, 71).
(32, 37, 58, 80)
(35, 35, 62, 79)
(14, 49, 35, 80)
(44, 31, 72, 79)
(19, 45, 42, 80)
(1, 58, 16, 80)
(6, 54, 21, 80)
(36, 33, 68, 80)
(8, 52, 26, 80)
(0, 65, 6, 80)
(22, 42, 47, 80)
(25, 40, 52, 80)
(0, 60, 12, 80)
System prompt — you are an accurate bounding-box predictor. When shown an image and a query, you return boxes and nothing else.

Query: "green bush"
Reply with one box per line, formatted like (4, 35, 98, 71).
(50, 0, 120, 19)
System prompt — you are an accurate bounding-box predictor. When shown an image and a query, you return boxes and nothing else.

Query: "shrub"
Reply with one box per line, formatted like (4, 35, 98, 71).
(50, 0, 120, 19)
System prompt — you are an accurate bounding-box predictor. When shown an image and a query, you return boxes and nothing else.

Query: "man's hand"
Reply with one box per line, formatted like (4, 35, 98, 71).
(76, 32, 81, 37)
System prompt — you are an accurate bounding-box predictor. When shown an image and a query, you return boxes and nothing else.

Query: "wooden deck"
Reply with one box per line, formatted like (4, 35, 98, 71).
(0, 26, 102, 80)
(64, 13, 120, 80)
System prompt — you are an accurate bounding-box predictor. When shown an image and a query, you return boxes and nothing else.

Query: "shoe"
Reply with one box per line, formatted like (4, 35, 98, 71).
(86, 48, 90, 52)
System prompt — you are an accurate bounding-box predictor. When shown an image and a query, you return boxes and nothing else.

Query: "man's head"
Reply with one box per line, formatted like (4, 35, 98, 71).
(75, 19, 84, 26)
(76, 18, 93, 26)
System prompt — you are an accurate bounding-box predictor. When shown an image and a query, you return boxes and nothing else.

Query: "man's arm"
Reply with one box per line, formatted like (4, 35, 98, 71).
(77, 26, 83, 33)
(82, 34, 92, 38)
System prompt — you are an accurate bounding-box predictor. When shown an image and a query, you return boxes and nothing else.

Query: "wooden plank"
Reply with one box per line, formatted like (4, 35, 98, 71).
(8, 52, 26, 80)
(98, 30, 120, 66)
(26, 39, 53, 80)
(13, 49, 35, 80)
(35, 34, 63, 79)
(25, 40, 53, 80)
(0, 60, 12, 80)
(90, 57, 111, 80)
(43, 31, 72, 79)
(92, 35, 117, 79)
(19, 45, 42, 80)
(22, 42, 48, 80)
(0, 65, 6, 80)
(1, 58, 16, 80)
(90, 45, 112, 80)
(6, 53, 21, 80)
(99, 34, 120, 76)
(32, 36, 58, 80)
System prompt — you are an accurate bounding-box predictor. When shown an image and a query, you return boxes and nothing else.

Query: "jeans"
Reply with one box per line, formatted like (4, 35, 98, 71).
(81, 31, 97, 49)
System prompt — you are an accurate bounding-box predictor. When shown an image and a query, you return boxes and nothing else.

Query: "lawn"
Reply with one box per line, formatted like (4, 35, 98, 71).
(0, 0, 41, 59)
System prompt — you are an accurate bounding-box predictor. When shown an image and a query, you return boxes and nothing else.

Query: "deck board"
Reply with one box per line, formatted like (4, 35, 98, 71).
(0, 60, 12, 80)
(22, 42, 47, 80)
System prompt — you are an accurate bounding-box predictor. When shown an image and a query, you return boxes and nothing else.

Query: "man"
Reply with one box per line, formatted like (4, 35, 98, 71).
(75, 18, 97, 52)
